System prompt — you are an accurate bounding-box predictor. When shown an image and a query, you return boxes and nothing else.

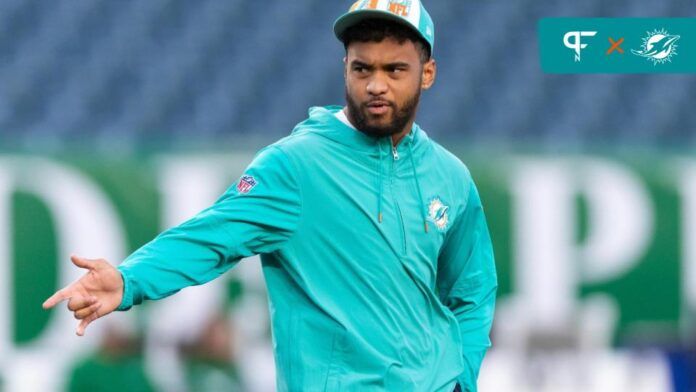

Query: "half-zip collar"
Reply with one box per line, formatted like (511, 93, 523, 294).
(295, 106, 430, 233)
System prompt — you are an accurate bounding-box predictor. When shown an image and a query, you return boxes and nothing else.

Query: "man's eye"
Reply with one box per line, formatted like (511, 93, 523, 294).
(354, 66, 366, 73)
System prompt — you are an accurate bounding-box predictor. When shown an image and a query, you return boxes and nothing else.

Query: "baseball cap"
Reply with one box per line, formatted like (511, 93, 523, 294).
(334, 0, 435, 56)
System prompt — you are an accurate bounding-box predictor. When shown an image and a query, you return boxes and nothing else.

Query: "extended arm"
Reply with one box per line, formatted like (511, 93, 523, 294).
(44, 146, 301, 334)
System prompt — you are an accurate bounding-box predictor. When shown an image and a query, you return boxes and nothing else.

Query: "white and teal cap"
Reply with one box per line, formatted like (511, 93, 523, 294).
(334, 0, 435, 56)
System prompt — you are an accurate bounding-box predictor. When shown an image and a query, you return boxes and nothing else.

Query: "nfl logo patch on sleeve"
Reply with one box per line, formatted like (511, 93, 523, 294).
(237, 175, 257, 194)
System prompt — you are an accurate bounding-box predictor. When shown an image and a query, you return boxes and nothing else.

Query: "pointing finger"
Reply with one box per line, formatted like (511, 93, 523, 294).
(42, 288, 72, 310)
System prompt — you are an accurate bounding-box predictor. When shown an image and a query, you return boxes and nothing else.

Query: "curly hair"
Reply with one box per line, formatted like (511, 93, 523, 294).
(340, 18, 431, 63)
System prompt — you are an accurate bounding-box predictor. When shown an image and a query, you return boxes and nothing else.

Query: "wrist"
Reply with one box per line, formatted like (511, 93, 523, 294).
(115, 267, 133, 311)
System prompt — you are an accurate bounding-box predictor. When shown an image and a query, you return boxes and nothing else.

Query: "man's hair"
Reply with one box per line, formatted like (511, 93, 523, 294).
(341, 18, 431, 64)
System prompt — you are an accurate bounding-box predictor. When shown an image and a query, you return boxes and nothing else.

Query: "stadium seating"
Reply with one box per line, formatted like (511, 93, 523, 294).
(0, 0, 694, 148)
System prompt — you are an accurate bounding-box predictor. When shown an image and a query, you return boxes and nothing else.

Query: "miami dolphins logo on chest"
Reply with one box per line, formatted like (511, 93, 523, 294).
(427, 197, 450, 231)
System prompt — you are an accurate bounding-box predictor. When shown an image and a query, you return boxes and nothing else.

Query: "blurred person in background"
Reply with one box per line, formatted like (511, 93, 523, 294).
(42, 1, 497, 391)
(180, 312, 243, 392)
(66, 315, 154, 392)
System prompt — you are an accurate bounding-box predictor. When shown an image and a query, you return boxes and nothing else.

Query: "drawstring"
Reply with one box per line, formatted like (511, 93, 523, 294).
(376, 135, 429, 233)
(377, 141, 384, 223)
(408, 141, 429, 233)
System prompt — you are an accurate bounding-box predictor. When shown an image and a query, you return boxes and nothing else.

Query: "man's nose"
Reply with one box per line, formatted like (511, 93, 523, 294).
(366, 74, 388, 96)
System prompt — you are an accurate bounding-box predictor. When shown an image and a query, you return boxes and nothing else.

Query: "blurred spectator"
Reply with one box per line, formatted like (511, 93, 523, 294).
(179, 313, 243, 392)
(65, 320, 155, 392)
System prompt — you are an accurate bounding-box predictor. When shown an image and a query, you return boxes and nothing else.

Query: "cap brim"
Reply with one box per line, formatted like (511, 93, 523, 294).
(333, 9, 428, 49)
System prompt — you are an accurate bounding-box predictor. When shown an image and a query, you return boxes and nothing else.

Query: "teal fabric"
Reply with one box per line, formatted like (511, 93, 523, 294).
(117, 106, 497, 391)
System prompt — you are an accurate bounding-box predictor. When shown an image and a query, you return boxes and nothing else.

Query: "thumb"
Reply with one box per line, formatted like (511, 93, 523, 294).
(70, 255, 97, 270)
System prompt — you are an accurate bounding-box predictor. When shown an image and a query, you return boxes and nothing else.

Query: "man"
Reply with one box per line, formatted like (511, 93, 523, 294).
(43, 1, 497, 391)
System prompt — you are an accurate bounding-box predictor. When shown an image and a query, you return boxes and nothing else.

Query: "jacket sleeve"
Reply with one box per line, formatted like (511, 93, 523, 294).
(116, 146, 302, 310)
(436, 179, 497, 392)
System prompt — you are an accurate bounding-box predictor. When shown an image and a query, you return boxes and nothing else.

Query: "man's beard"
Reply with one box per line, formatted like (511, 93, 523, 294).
(345, 88, 421, 138)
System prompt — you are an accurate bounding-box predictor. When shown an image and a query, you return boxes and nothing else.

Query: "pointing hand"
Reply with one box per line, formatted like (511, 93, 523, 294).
(42, 255, 124, 336)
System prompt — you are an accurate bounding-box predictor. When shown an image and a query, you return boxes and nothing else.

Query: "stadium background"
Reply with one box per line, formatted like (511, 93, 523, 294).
(1, 0, 695, 391)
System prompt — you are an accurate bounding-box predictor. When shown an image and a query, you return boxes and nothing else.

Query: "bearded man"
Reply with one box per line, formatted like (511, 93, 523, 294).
(44, 1, 497, 391)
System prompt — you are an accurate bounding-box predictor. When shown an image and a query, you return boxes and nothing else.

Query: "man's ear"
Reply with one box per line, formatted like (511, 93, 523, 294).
(343, 56, 348, 79)
(421, 58, 437, 90)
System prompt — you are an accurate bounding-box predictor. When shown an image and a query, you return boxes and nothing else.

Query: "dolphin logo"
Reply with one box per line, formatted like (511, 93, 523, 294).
(427, 197, 450, 231)
(434, 205, 449, 222)
(632, 29, 680, 64)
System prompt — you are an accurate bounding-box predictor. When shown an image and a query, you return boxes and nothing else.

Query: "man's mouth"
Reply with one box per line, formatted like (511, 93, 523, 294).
(365, 101, 392, 116)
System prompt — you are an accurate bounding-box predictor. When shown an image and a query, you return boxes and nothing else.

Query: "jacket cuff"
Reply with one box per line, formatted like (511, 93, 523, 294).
(116, 267, 134, 311)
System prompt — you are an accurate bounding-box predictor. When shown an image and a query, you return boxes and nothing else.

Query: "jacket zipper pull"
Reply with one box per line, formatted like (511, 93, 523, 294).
(392, 145, 400, 161)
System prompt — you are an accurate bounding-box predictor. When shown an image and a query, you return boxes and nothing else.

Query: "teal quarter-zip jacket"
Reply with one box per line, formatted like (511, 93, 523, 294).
(117, 106, 497, 392)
